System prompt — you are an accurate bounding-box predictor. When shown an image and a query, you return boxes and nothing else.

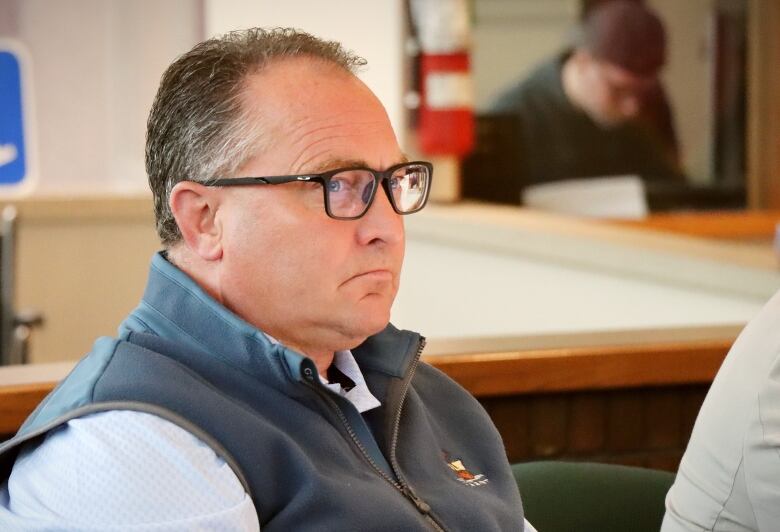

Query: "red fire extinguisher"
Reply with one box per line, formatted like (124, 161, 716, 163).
(410, 0, 474, 157)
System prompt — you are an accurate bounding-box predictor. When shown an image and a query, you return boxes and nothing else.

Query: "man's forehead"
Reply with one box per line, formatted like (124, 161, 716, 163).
(240, 60, 359, 127)
(238, 58, 402, 175)
(246, 56, 357, 97)
(601, 61, 657, 88)
(308, 156, 410, 173)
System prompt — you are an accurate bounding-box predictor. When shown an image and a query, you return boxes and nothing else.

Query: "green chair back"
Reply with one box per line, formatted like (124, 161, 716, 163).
(513, 461, 675, 532)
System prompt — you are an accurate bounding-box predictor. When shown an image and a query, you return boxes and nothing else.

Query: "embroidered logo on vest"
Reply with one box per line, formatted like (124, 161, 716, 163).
(444, 452, 489, 487)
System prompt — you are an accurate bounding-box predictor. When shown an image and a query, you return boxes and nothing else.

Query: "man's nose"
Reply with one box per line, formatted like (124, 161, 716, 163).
(620, 95, 641, 118)
(356, 183, 403, 246)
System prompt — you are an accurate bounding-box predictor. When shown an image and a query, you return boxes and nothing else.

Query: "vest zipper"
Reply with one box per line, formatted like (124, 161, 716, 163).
(301, 336, 447, 531)
(387, 337, 448, 532)
(303, 377, 402, 490)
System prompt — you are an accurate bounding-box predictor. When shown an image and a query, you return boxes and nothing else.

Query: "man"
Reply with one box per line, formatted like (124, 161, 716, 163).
(662, 288, 780, 531)
(483, 0, 684, 203)
(0, 28, 527, 530)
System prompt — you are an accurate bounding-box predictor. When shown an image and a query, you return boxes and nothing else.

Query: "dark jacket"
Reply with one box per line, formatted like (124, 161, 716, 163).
(0, 253, 524, 531)
(480, 52, 683, 202)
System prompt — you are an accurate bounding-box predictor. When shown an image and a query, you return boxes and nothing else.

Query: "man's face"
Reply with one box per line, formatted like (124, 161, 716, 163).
(214, 58, 406, 356)
(578, 54, 658, 128)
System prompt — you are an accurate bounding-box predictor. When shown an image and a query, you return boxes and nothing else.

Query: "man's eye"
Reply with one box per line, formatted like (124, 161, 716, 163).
(388, 177, 400, 189)
(327, 180, 343, 193)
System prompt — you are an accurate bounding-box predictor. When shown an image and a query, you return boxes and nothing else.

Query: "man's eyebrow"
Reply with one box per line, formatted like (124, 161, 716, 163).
(306, 155, 411, 174)
(308, 159, 367, 173)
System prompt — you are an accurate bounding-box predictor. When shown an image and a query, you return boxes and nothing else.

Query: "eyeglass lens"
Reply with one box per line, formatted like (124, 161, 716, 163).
(326, 163, 429, 218)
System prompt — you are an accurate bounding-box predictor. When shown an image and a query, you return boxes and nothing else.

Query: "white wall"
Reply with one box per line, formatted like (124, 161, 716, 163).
(473, 0, 578, 108)
(649, 0, 714, 184)
(1, 0, 201, 196)
(204, 0, 407, 147)
(0, 0, 406, 196)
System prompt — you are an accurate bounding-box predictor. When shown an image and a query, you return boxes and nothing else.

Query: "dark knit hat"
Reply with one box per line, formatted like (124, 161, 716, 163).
(581, 1, 666, 76)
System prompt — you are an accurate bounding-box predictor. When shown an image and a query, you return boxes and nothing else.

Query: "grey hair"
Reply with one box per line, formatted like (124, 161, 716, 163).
(145, 27, 367, 247)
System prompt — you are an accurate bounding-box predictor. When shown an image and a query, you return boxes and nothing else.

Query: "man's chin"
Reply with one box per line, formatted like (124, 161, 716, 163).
(357, 308, 392, 336)
(341, 308, 391, 346)
(330, 289, 395, 345)
(338, 322, 388, 351)
(594, 114, 627, 129)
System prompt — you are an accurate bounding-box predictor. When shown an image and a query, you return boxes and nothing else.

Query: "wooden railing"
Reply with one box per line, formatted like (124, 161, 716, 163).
(0, 361, 73, 435)
(428, 338, 731, 397)
(0, 328, 736, 441)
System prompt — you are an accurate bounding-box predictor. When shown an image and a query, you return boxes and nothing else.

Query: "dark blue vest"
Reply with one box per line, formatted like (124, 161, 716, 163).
(0, 253, 524, 531)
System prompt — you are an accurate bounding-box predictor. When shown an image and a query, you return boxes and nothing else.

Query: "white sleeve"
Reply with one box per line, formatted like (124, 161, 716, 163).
(523, 518, 538, 532)
(0, 410, 260, 531)
(745, 367, 780, 531)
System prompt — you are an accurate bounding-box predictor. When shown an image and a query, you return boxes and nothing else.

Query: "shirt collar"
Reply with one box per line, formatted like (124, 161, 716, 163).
(263, 332, 380, 413)
(324, 350, 381, 413)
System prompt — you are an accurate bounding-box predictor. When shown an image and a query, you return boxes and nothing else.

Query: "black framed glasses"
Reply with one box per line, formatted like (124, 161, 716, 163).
(203, 161, 433, 220)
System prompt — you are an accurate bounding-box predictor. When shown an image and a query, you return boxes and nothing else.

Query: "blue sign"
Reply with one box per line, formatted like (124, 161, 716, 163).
(0, 48, 26, 185)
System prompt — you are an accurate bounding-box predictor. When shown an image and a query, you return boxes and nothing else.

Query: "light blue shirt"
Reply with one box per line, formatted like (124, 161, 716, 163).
(0, 350, 377, 531)
(2, 410, 259, 531)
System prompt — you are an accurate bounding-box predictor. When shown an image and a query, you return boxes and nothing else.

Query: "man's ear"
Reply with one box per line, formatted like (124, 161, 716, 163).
(169, 181, 223, 261)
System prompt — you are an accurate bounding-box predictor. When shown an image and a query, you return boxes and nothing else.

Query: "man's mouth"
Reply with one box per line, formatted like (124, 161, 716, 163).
(341, 269, 394, 287)
(350, 269, 393, 281)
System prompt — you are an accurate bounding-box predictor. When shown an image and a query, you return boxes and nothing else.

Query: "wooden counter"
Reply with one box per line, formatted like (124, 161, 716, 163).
(428, 337, 731, 397)
(610, 210, 780, 241)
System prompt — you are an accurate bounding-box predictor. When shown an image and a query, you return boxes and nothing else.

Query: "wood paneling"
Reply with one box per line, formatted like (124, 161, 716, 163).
(482, 385, 710, 471)
(567, 394, 607, 454)
(748, 0, 780, 208)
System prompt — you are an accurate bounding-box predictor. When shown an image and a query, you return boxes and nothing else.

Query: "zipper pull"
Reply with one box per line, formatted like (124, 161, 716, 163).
(403, 486, 431, 514)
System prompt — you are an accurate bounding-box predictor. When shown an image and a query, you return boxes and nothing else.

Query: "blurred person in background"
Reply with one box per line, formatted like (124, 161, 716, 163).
(488, 0, 685, 200)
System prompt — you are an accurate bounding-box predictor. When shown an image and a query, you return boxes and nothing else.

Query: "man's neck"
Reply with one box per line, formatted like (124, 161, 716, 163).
(296, 345, 335, 379)
(265, 333, 335, 379)
(167, 246, 337, 378)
